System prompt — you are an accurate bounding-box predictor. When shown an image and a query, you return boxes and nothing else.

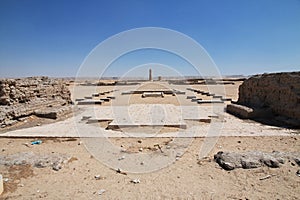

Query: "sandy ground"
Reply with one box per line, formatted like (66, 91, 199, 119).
(0, 80, 300, 199)
(0, 136, 299, 199)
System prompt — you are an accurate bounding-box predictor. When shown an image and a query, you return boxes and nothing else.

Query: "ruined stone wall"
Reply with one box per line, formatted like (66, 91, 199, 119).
(237, 72, 300, 121)
(0, 77, 72, 127)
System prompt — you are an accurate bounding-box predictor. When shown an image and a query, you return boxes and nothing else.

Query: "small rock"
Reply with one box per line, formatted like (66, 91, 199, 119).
(130, 179, 140, 184)
(23, 143, 30, 148)
(294, 158, 300, 166)
(98, 189, 105, 195)
(221, 161, 235, 170)
(120, 149, 126, 153)
(137, 140, 142, 143)
(139, 148, 143, 152)
(94, 175, 101, 180)
(166, 145, 171, 149)
(118, 156, 125, 161)
(52, 163, 62, 171)
(116, 168, 127, 175)
(296, 170, 300, 177)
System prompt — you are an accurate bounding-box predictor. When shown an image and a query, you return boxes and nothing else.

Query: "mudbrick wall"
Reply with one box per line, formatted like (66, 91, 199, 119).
(227, 72, 300, 127)
(0, 77, 72, 127)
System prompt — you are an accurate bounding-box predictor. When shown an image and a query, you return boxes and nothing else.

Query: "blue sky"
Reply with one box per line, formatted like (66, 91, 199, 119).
(0, 0, 300, 78)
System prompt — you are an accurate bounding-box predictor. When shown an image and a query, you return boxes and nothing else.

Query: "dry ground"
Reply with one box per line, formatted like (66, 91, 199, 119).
(0, 136, 299, 199)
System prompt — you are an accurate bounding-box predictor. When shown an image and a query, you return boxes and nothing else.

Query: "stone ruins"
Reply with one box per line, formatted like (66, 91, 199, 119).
(227, 72, 300, 127)
(0, 77, 72, 127)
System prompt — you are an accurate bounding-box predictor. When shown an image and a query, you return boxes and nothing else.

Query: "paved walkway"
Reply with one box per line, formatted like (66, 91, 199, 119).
(0, 104, 295, 138)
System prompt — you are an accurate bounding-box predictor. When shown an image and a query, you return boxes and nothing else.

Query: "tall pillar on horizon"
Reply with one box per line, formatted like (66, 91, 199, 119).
(149, 68, 152, 81)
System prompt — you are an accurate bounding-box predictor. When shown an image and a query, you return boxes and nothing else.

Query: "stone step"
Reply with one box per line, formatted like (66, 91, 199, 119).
(77, 100, 103, 105)
(197, 100, 224, 104)
(191, 98, 202, 102)
(187, 95, 196, 99)
(100, 98, 110, 102)
(142, 92, 164, 98)
(92, 93, 100, 97)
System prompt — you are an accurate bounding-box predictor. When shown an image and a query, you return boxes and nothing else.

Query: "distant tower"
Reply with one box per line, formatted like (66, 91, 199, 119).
(149, 69, 152, 81)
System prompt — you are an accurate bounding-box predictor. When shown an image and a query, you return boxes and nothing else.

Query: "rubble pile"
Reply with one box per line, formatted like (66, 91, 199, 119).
(0, 77, 72, 127)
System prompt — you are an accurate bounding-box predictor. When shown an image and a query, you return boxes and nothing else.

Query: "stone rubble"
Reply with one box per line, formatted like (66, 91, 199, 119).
(0, 152, 70, 171)
(214, 151, 300, 170)
(0, 76, 72, 127)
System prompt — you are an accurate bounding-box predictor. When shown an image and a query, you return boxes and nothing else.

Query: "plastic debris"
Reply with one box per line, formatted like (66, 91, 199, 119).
(116, 168, 127, 175)
(31, 140, 42, 145)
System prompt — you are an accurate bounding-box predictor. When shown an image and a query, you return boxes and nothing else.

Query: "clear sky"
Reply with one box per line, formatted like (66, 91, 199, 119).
(0, 0, 300, 78)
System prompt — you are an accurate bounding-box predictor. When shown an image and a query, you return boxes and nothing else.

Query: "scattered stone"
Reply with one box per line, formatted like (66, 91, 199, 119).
(23, 143, 31, 148)
(118, 156, 125, 161)
(94, 175, 101, 180)
(296, 170, 300, 177)
(214, 151, 300, 170)
(294, 158, 300, 166)
(259, 174, 276, 180)
(226, 104, 256, 119)
(116, 168, 127, 175)
(0, 152, 69, 171)
(98, 189, 106, 195)
(52, 163, 62, 171)
(130, 179, 140, 184)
